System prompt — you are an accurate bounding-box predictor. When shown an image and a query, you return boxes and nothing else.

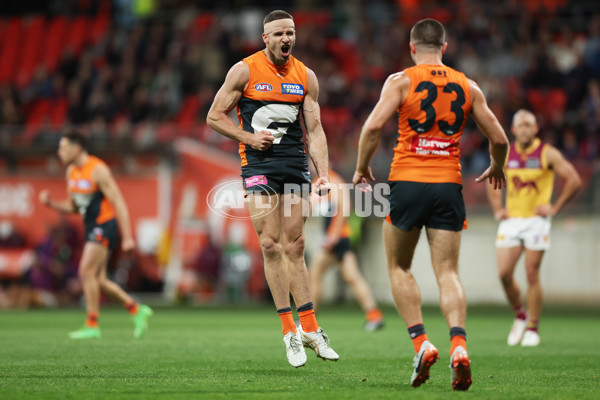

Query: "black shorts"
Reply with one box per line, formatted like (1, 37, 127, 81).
(330, 237, 351, 261)
(387, 181, 466, 231)
(85, 218, 119, 250)
(241, 157, 311, 195)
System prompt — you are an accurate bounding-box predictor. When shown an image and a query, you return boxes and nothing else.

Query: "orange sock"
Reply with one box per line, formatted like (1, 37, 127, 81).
(125, 301, 139, 316)
(278, 309, 297, 335)
(450, 335, 467, 355)
(408, 323, 428, 353)
(366, 308, 383, 322)
(411, 333, 428, 353)
(86, 312, 99, 328)
(298, 309, 318, 333)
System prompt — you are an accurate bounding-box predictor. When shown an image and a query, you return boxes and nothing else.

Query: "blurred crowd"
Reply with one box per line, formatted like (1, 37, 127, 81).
(1, 0, 599, 179)
(2, 0, 600, 308)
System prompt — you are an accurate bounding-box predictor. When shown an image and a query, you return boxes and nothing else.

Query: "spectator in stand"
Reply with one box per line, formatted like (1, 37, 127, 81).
(1, 3, 599, 174)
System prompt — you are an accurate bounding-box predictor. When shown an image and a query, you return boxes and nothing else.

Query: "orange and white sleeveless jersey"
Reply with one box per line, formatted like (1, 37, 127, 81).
(237, 51, 308, 166)
(505, 139, 555, 218)
(389, 64, 472, 184)
(67, 155, 116, 226)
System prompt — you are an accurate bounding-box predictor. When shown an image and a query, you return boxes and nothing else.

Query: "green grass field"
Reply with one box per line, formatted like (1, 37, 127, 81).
(1, 305, 598, 399)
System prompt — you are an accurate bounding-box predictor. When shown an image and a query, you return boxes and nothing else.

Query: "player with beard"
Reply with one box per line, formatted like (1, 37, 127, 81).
(207, 10, 339, 368)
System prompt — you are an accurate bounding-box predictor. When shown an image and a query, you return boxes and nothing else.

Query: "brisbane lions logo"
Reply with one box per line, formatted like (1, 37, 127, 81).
(512, 176, 539, 194)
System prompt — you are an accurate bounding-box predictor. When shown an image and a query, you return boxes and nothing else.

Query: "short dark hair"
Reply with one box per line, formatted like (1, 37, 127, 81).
(410, 19, 445, 49)
(62, 129, 88, 150)
(263, 10, 293, 26)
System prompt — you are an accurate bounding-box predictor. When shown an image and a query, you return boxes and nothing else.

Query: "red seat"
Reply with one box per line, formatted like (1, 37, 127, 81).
(66, 16, 89, 56)
(0, 19, 6, 56)
(0, 18, 23, 84)
(89, 13, 109, 43)
(42, 17, 68, 72)
(51, 97, 68, 129)
(193, 13, 215, 33)
(23, 99, 52, 142)
(176, 97, 200, 130)
(16, 17, 45, 88)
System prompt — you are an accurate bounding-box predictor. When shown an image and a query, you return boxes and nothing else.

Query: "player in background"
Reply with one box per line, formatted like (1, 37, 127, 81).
(207, 10, 339, 368)
(308, 170, 384, 331)
(487, 109, 581, 347)
(39, 130, 153, 339)
(353, 19, 509, 390)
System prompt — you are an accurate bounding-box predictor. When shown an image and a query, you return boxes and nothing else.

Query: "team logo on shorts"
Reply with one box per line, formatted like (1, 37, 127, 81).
(255, 83, 273, 92)
(281, 83, 304, 95)
(89, 227, 104, 242)
(245, 175, 268, 188)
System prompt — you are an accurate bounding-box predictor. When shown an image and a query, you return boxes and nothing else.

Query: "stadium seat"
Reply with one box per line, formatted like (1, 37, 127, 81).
(23, 99, 52, 142)
(50, 98, 68, 129)
(42, 17, 68, 73)
(66, 16, 90, 57)
(15, 17, 45, 89)
(0, 18, 23, 84)
(87, 13, 110, 43)
(175, 96, 200, 135)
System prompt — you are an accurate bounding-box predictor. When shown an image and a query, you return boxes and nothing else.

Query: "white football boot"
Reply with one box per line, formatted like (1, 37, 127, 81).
(297, 325, 340, 361)
(507, 317, 528, 346)
(449, 345, 472, 391)
(520, 330, 540, 347)
(283, 331, 307, 368)
(410, 340, 439, 387)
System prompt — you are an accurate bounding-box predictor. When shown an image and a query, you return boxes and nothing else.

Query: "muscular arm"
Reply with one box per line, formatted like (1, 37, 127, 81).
(40, 196, 77, 214)
(540, 146, 582, 216)
(38, 170, 77, 213)
(206, 61, 274, 151)
(304, 68, 330, 193)
(93, 165, 134, 248)
(354, 72, 408, 186)
(469, 79, 509, 189)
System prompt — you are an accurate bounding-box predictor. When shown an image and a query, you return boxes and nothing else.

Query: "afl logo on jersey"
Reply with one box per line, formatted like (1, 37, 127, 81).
(77, 179, 92, 190)
(255, 83, 273, 92)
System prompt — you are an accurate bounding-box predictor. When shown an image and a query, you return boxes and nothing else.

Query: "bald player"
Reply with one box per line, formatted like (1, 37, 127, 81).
(487, 109, 581, 347)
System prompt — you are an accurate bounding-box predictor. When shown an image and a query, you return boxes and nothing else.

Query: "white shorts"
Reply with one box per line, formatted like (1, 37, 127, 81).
(496, 217, 551, 251)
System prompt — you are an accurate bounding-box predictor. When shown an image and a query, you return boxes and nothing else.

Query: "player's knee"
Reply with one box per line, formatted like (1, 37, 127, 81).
(97, 277, 109, 288)
(78, 265, 95, 280)
(498, 269, 513, 284)
(340, 267, 356, 284)
(526, 269, 540, 285)
(284, 234, 305, 259)
(260, 237, 281, 257)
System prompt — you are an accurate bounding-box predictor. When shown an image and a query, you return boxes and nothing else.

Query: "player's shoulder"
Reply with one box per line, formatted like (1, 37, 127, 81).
(65, 164, 75, 178)
(541, 141, 563, 161)
(225, 59, 250, 86)
(385, 70, 410, 88)
(88, 155, 107, 167)
(88, 155, 111, 176)
(242, 50, 263, 65)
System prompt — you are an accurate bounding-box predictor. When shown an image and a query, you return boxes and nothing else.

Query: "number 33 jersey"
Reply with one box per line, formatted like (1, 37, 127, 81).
(389, 64, 472, 184)
(237, 51, 308, 166)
